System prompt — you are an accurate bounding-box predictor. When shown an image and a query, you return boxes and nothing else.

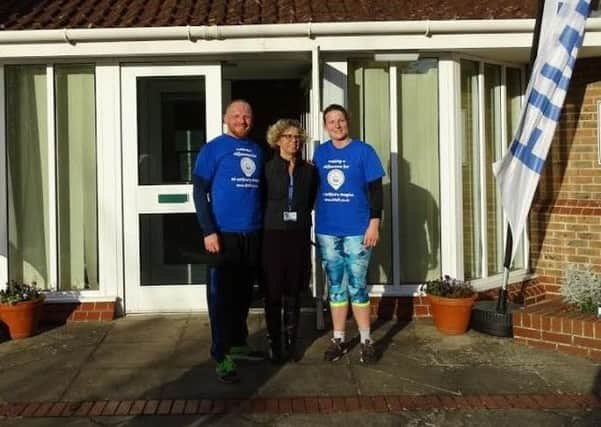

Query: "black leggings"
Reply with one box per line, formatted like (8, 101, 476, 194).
(261, 229, 311, 342)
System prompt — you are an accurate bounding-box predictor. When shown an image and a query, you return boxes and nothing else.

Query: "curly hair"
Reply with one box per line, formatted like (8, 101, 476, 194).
(266, 119, 307, 148)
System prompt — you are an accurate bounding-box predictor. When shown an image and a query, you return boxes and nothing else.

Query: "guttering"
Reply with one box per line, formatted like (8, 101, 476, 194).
(0, 19, 549, 45)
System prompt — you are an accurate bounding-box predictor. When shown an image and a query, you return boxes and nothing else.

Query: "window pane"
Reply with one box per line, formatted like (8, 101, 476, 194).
(484, 64, 503, 275)
(137, 76, 207, 185)
(397, 59, 441, 283)
(460, 60, 482, 279)
(140, 214, 206, 285)
(55, 65, 98, 290)
(506, 67, 526, 270)
(6, 65, 51, 288)
(348, 61, 392, 284)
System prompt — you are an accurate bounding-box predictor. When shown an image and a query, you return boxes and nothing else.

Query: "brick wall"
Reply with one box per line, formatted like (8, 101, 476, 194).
(530, 57, 601, 296)
(370, 296, 431, 320)
(41, 301, 116, 324)
(369, 279, 545, 322)
(513, 299, 601, 361)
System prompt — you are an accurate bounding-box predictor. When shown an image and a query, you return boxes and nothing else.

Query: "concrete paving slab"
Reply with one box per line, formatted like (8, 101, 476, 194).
(0, 326, 108, 369)
(88, 342, 177, 368)
(0, 344, 96, 371)
(291, 334, 337, 362)
(61, 368, 169, 401)
(1, 409, 600, 427)
(102, 316, 187, 345)
(351, 362, 467, 396)
(0, 323, 109, 354)
(178, 318, 212, 342)
(0, 367, 79, 402)
(1, 313, 601, 426)
(255, 362, 357, 397)
(532, 363, 601, 393)
(169, 339, 212, 368)
(157, 365, 281, 399)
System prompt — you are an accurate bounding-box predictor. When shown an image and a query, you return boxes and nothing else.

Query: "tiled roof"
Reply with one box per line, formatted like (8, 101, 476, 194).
(0, 1, 538, 31)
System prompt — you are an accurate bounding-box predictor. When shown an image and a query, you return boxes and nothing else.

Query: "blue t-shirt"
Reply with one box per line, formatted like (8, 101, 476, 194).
(314, 139, 385, 236)
(192, 134, 264, 233)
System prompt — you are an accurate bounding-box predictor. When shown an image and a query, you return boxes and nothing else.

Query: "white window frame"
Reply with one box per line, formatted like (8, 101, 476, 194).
(331, 56, 445, 297)
(0, 62, 118, 303)
(0, 66, 6, 289)
(455, 55, 533, 291)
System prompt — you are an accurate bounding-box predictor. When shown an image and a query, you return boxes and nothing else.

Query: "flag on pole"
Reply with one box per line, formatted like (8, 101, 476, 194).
(493, 0, 591, 263)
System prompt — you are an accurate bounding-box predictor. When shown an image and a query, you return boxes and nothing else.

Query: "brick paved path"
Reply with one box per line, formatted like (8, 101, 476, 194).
(2, 393, 600, 418)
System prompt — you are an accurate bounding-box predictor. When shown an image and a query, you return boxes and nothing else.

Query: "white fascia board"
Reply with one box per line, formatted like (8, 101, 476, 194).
(0, 37, 315, 60)
(0, 33, 537, 60)
(0, 19, 539, 44)
(2, 17, 595, 60)
(316, 33, 535, 50)
(2, 17, 601, 60)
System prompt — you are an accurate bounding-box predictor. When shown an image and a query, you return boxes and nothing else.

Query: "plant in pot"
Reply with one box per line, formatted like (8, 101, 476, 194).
(423, 275, 476, 335)
(0, 281, 45, 339)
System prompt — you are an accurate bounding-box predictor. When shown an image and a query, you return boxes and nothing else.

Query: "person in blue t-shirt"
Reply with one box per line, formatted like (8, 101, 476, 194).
(314, 104, 385, 365)
(192, 100, 265, 383)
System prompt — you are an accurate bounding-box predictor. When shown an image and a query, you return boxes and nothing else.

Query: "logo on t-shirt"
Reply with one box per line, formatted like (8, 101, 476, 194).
(327, 169, 345, 190)
(240, 157, 256, 177)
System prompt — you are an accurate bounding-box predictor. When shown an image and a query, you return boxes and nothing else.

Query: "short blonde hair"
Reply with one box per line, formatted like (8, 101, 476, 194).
(266, 119, 307, 148)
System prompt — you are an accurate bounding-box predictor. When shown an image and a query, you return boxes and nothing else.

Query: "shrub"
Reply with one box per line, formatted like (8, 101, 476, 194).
(0, 281, 43, 305)
(561, 264, 601, 314)
(424, 275, 474, 298)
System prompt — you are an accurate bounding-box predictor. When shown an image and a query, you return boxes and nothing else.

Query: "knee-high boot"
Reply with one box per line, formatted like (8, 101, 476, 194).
(283, 295, 300, 361)
(265, 303, 284, 363)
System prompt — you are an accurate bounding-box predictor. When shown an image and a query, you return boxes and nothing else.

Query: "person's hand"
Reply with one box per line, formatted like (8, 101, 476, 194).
(363, 219, 380, 248)
(204, 233, 221, 253)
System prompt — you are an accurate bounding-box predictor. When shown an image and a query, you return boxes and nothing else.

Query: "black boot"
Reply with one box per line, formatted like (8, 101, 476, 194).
(283, 296, 300, 361)
(265, 304, 285, 364)
(268, 337, 285, 364)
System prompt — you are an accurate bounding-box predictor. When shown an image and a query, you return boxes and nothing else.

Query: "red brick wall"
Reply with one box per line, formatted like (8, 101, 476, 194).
(370, 296, 432, 320)
(41, 301, 116, 324)
(530, 57, 601, 296)
(513, 299, 601, 361)
(369, 280, 545, 321)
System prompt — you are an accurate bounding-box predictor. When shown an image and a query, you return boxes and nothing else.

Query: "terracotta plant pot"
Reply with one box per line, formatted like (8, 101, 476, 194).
(427, 293, 476, 335)
(0, 298, 44, 339)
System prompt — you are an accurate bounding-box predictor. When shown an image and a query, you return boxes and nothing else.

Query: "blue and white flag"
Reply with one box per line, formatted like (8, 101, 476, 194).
(493, 0, 591, 263)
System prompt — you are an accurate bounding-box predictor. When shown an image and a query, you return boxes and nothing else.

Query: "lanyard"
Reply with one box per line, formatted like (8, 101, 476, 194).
(287, 174, 294, 211)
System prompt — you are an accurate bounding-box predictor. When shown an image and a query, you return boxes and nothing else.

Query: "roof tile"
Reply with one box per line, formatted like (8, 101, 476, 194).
(0, 0, 539, 31)
(189, 0, 209, 26)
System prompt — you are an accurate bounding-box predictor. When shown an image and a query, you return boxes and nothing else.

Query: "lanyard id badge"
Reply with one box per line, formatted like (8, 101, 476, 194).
(283, 173, 297, 222)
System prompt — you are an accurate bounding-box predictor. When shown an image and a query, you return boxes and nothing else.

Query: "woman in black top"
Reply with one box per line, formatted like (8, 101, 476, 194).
(262, 119, 317, 363)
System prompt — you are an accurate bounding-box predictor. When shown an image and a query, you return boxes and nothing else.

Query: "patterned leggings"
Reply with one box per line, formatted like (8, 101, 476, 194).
(316, 234, 372, 307)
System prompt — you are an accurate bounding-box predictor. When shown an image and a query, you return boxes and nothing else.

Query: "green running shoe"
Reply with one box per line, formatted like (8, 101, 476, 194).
(216, 356, 239, 384)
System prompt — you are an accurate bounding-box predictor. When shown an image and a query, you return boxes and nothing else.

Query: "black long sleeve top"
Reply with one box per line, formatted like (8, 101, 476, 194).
(263, 154, 318, 231)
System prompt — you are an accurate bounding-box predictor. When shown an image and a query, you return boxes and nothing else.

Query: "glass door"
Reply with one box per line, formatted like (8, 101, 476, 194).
(122, 64, 222, 313)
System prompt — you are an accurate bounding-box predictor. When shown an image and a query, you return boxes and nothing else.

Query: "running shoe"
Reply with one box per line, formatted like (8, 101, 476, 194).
(359, 339, 380, 365)
(216, 356, 239, 383)
(323, 338, 348, 362)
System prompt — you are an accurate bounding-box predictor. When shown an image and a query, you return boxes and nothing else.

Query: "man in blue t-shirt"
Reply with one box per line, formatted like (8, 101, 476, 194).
(192, 100, 265, 383)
